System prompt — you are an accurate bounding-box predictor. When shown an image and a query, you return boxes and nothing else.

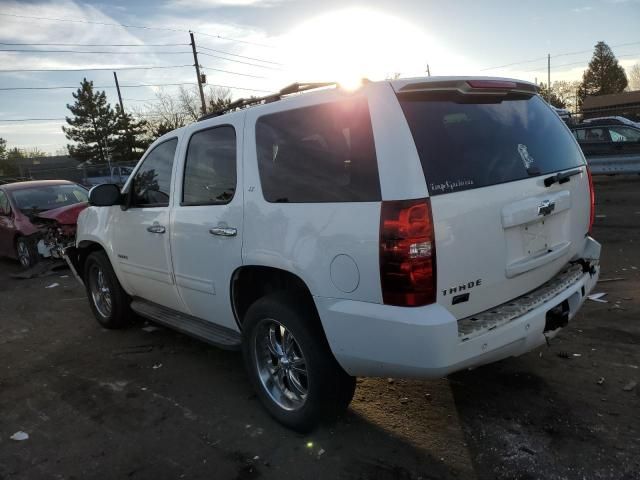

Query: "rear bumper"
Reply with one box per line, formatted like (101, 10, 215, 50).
(316, 237, 600, 378)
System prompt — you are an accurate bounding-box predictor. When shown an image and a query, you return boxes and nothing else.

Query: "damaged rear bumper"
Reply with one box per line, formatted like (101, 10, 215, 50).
(317, 237, 601, 378)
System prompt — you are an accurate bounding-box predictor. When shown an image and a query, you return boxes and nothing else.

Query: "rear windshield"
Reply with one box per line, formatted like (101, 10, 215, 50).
(398, 92, 585, 195)
(12, 184, 88, 212)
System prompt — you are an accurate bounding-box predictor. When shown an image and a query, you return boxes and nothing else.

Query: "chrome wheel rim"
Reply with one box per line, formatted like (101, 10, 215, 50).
(89, 265, 112, 318)
(254, 318, 308, 411)
(17, 241, 30, 267)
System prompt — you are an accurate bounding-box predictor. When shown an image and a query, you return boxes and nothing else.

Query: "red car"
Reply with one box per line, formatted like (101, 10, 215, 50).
(0, 180, 88, 268)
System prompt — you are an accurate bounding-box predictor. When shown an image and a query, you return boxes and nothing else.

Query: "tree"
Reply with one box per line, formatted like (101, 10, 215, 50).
(538, 83, 566, 108)
(63, 78, 117, 164)
(206, 86, 232, 113)
(628, 64, 640, 91)
(578, 41, 628, 109)
(111, 105, 149, 163)
(0, 137, 6, 161)
(139, 85, 233, 144)
(3, 147, 23, 176)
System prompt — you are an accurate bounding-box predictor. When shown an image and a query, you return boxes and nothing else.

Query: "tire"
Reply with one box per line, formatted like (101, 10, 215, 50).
(242, 291, 356, 432)
(16, 236, 39, 269)
(83, 250, 132, 329)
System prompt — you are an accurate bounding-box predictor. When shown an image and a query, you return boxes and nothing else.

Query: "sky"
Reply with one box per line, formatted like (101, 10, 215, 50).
(0, 0, 639, 154)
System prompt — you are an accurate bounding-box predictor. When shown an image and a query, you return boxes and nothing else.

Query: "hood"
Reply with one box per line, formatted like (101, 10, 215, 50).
(36, 202, 88, 225)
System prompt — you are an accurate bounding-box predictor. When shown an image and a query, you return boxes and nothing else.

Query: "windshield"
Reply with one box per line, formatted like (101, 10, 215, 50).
(12, 184, 88, 212)
(398, 93, 585, 195)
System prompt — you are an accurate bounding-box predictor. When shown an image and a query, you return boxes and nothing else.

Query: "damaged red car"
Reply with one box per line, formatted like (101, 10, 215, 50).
(0, 180, 88, 268)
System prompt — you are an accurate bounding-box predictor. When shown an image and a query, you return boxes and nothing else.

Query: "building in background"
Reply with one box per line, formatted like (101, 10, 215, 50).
(583, 91, 640, 122)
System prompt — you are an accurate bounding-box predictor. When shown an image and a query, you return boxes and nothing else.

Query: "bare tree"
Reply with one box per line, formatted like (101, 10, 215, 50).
(551, 81, 582, 112)
(137, 85, 234, 143)
(628, 64, 640, 91)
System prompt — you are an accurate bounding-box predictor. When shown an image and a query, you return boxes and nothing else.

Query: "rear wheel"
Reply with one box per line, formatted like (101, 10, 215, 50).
(242, 292, 356, 432)
(16, 236, 38, 269)
(84, 250, 131, 329)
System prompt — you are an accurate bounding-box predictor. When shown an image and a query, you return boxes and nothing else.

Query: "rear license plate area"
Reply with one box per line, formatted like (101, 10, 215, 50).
(522, 220, 549, 256)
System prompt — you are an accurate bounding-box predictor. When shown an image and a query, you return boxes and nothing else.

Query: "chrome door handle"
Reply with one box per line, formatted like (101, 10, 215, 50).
(147, 224, 166, 234)
(209, 226, 237, 237)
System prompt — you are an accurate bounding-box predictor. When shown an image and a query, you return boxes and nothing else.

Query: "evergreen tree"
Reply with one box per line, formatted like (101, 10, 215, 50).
(578, 42, 628, 110)
(0, 137, 6, 161)
(111, 105, 149, 163)
(63, 78, 117, 163)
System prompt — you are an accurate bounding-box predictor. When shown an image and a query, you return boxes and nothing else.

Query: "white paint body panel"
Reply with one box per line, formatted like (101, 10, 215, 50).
(75, 76, 600, 378)
(169, 113, 245, 331)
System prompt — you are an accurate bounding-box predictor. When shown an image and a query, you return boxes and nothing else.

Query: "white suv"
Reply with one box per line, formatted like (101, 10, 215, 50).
(67, 77, 601, 431)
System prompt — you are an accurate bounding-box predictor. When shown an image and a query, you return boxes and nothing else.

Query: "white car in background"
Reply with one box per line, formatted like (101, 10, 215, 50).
(67, 77, 601, 431)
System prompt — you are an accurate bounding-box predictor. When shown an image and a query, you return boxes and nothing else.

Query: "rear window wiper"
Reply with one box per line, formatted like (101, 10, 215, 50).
(543, 167, 583, 187)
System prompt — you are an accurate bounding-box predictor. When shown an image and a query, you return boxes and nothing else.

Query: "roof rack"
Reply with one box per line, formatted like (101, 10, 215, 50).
(198, 82, 337, 121)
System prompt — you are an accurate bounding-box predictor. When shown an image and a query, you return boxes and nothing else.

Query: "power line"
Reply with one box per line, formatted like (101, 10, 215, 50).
(480, 56, 548, 72)
(0, 82, 272, 92)
(198, 51, 283, 71)
(0, 12, 276, 49)
(199, 64, 267, 79)
(198, 45, 284, 66)
(0, 42, 187, 47)
(0, 118, 65, 122)
(522, 52, 640, 73)
(200, 65, 267, 79)
(480, 40, 640, 71)
(0, 49, 193, 55)
(0, 64, 194, 73)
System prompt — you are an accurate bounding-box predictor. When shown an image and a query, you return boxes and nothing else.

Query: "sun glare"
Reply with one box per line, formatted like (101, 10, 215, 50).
(280, 8, 466, 86)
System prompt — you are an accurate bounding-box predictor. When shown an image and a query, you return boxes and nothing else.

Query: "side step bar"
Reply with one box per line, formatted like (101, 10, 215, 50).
(130, 298, 242, 350)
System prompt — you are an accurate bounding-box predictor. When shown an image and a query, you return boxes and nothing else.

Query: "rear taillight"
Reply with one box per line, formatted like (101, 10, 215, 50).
(380, 198, 436, 307)
(587, 166, 595, 234)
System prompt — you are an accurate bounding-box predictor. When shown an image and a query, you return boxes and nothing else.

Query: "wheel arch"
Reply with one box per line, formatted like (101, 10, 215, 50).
(230, 265, 322, 332)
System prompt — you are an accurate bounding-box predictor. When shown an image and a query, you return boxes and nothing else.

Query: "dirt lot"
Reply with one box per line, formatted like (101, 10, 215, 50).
(1, 176, 638, 480)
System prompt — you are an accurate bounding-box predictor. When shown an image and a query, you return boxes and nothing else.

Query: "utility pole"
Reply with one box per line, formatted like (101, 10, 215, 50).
(426, 64, 431, 77)
(190, 32, 207, 115)
(547, 54, 551, 92)
(113, 71, 125, 115)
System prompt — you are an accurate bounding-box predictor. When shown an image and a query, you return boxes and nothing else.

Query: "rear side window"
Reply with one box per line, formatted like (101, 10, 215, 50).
(183, 126, 236, 205)
(398, 93, 585, 195)
(132, 138, 177, 207)
(583, 128, 609, 142)
(255, 96, 381, 203)
(608, 126, 640, 142)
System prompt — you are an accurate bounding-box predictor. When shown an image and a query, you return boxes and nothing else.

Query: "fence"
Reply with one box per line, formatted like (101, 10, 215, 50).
(0, 162, 137, 187)
(587, 155, 640, 175)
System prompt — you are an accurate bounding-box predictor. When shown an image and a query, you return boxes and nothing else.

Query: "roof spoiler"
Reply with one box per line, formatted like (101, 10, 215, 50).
(397, 79, 538, 95)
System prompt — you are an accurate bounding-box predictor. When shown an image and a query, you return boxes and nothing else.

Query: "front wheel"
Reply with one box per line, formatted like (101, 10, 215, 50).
(84, 250, 131, 329)
(242, 292, 356, 432)
(16, 236, 38, 269)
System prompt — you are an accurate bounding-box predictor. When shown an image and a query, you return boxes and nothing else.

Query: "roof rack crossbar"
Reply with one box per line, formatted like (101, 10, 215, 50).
(198, 81, 337, 121)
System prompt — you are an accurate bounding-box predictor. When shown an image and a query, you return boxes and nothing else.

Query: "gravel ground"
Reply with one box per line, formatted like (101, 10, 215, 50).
(0, 175, 638, 480)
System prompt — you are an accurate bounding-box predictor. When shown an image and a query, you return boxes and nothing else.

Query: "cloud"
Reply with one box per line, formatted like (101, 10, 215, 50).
(165, 0, 285, 9)
(572, 6, 593, 12)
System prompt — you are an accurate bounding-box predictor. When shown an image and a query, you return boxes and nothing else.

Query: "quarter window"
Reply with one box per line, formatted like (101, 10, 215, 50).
(183, 126, 237, 205)
(131, 138, 178, 207)
(608, 126, 640, 143)
(255, 97, 381, 203)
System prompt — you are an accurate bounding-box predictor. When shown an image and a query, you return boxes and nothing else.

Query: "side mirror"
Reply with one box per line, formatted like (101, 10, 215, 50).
(89, 184, 122, 207)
